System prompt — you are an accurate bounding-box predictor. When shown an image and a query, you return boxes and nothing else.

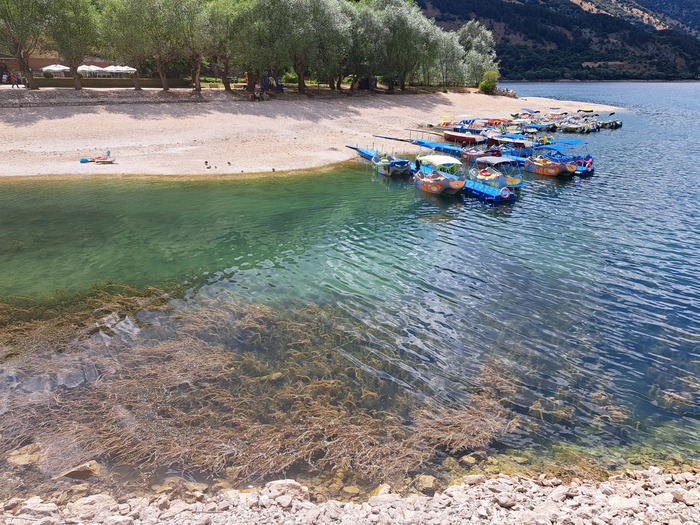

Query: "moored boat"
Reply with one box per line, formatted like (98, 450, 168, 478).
(443, 129, 486, 145)
(471, 156, 524, 190)
(524, 156, 577, 177)
(413, 154, 466, 195)
(460, 145, 502, 164)
(371, 154, 411, 177)
(462, 156, 520, 203)
(535, 144, 595, 176)
(346, 145, 411, 177)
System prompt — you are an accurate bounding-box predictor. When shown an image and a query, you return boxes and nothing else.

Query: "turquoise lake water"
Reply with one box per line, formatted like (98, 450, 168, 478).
(1, 82, 699, 471)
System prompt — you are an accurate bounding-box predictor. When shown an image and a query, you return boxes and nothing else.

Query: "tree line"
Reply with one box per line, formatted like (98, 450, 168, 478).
(0, 0, 498, 92)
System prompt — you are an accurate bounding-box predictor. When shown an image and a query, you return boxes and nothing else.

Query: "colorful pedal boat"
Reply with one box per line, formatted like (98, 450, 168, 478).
(413, 154, 466, 195)
(471, 156, 525, 190)
(524, 156, 577, 177)
(347, 146, 411, 177)
(371, 154, 411, 177)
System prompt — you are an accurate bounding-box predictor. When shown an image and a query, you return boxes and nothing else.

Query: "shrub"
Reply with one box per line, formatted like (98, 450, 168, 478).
(281, 72, 297, 84)
(478, 70, 499, 95)
(43, 71, 54, 78)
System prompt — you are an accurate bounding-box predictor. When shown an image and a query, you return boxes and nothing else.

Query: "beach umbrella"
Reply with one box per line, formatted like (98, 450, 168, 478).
(103, 65, 136, 77)
(77, 65, 105, 72)
(77, 65, 106, 77)
(41, 64, 70, 72)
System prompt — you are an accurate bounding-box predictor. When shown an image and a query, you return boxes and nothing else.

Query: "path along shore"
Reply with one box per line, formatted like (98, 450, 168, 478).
(0, 87, 618, 179)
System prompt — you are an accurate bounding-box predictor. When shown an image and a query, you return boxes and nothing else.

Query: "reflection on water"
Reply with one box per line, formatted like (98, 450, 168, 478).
(1, 83, 700, 493)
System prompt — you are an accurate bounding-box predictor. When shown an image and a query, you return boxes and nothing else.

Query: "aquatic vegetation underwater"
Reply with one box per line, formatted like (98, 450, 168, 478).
(0, 295, 521, 499)
(1, 282, 698, 500)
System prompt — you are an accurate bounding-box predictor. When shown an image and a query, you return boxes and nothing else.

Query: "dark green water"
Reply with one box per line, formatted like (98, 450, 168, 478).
(2, 83, 699, 478)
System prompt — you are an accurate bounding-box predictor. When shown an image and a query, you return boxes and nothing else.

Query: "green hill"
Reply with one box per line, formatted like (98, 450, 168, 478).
(418, 0, 700, 80)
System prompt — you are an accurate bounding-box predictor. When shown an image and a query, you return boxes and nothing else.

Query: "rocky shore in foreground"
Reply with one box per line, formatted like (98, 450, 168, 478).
(2, 467, 699, 525)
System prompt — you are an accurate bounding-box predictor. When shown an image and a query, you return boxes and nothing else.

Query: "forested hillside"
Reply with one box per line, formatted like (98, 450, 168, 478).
(635, 0, 700, 35)
(419, 0, 700, 80)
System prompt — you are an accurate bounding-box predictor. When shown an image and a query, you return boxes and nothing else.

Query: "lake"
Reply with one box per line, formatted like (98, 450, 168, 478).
(1, 82, 699, 490)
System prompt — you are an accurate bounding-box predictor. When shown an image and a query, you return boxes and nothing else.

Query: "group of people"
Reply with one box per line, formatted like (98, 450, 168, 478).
(1, 71, 23, 88)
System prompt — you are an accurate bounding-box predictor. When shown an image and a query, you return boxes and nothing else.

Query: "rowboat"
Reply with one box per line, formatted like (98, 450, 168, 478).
(413, 154, 465, 195)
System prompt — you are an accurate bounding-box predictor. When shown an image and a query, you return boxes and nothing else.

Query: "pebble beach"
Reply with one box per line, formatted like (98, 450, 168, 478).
(2, 468, 699, 524)
(0, 86, 617, 179)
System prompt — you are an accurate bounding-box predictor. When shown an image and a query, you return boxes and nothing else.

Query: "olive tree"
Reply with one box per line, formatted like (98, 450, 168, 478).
(433, 29, 468, 86)
(0, 0, 48, 89)
(174, 0, 208, 91)
(457, 20, 496, 56)
(236, 0, 291, 91)
(274, 0, 322, 93)
(343, 1, 387, 90)
(142, 0, 183, 90)
(204, 0, 248, 91)
(311, 0, 351, 90)
(375, 0, 432, 90)
(46, 0, 100, 90)
(101, 0, 151, 90)
(457, 20, 498, 85)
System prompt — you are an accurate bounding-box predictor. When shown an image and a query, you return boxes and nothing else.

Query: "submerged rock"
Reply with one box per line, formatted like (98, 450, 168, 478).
(6, 443, 42, 466)
(56, 460, 105, 481)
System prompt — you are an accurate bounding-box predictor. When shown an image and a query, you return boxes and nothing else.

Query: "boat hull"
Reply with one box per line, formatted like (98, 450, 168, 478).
(524, 158, 576, 177)
(414, 175, 465, 195)
(443, 130, 485, 145)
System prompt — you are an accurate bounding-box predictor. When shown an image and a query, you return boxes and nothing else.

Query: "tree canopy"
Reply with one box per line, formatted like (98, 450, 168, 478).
(0, 0, 498, 90)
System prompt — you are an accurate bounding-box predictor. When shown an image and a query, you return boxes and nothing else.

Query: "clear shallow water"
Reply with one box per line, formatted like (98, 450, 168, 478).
(2, 83, 700, 470)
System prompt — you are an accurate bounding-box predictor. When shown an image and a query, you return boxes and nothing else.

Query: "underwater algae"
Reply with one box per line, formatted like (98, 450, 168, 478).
(0, 295, 518, 497)
(2, 280, 698, 500)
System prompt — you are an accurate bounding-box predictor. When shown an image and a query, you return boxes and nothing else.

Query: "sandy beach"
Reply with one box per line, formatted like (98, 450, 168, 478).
(0, 87, 618, 178)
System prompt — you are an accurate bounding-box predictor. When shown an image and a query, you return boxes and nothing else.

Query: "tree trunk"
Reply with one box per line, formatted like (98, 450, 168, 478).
(157, 64, 169, 91)
(16, 52, 38, 90)
(296, 71, 306, 93)
(70, 66, 82, 90)
(132, 69, 142, 91)
(222, 62, 231, 91)
(336, 67, 343, 91)
(192, 60, 201, 91)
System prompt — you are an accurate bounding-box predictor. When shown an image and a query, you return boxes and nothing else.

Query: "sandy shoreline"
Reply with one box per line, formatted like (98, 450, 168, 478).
(0, 87, 618, 178)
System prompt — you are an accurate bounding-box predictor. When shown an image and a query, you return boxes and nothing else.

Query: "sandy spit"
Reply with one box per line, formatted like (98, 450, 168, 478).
(0, 87, 618, 178)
